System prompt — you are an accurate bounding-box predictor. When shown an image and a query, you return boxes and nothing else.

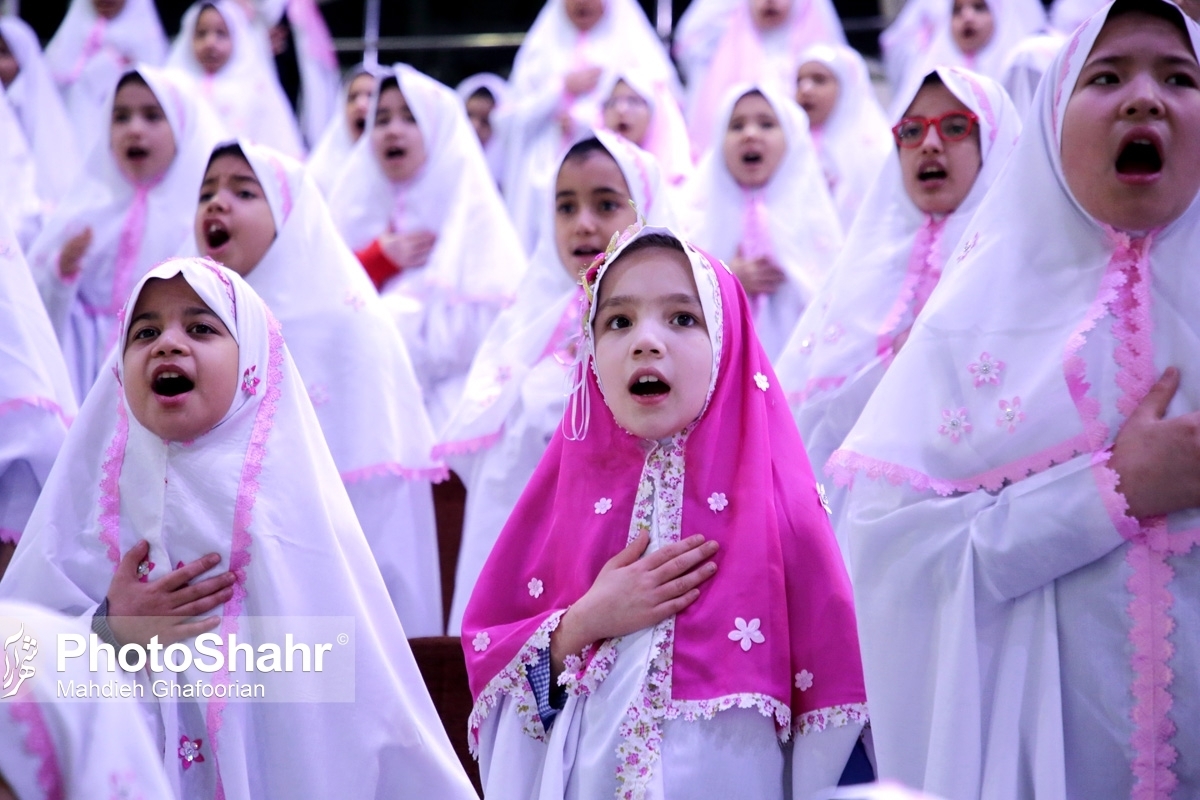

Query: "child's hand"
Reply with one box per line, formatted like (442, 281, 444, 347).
(730, 252, 786, 296)
(59, 227, 93, 279)
(564, 65, 602, 96)
(105, 541, 237, 647)
(1110, 367, 1200, 519)
(551, 531, 718, 671)
(380, 230, 437, 270)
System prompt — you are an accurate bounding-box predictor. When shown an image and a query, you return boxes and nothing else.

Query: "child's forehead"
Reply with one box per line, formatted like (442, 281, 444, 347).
(1086, 10, 1196, 59)
(205, 152, 257, 178)
(597, 246, 699, 300)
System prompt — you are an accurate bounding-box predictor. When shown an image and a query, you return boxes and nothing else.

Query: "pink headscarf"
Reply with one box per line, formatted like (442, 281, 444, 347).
(463, 225, 866, 749)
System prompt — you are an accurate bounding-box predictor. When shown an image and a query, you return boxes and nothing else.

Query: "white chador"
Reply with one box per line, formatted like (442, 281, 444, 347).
(330, 63, 529, 428)
(0, 259, 480, 799)
(439, 132, 676, 635)
(834, 2, 1200, 796)
(682, 83, 843, 362)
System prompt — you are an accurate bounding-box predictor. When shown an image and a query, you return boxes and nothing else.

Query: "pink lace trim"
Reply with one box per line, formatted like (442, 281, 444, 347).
(1090, 451, 1139, 541)
(876, 215, 943, 357)
(108, 180, 161, 315)
(98, 398, 130, 568)
(1051, 31, 1084, 142)
(340, 461, 449, 484)
(268, 156, 294, 221)
(959, 71, 997, 147)
(794, 701, 870, 738)
(466, 610, 565, 757)
(786, 375, 846, 407)
(9, 700, 64, 800)
(0, 397, 73, 427)
(431, 429, 503, 459)
(206, 312, 285, 800)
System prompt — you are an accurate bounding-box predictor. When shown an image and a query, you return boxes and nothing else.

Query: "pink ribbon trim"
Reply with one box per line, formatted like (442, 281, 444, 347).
(9, 701, 63, 800)
(340, 462, 450, 484)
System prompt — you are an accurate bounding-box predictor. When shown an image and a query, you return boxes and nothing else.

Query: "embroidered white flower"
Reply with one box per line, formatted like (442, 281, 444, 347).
(795, 669, 814, 691)
(816, 484, 832, 516)
(707, 492, 728, 512)
(594, 497, 612, 514)
(997, 397, 1025, 433)
(823, 323, 844, 343)
(968, 352, 1005, 387)
(472, 631, 490, 652)
(754, 372, 770, 391)
(528, 578, 544, 598)
(727, 617, 765, 651)
(938, 408, 972, 442)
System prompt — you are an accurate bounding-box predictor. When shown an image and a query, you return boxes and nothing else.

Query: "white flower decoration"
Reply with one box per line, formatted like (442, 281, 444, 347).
(472, 631, 490, 652)
(528, 578, 544, 598)
(754, 372, 770, 391)
(727, 617, 765, 652)
(707, 492, 728, 512)
(795, 669, 814, 691)
(594, 497, 612, 514)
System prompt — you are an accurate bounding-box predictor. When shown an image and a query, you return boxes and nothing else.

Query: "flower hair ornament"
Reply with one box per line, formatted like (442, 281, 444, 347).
(563, 205, 648, 442)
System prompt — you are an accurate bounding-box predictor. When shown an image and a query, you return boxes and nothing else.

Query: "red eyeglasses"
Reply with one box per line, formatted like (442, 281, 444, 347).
(891, 110, 980, 148)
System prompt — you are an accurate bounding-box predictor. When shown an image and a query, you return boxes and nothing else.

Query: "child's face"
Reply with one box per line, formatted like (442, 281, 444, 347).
(465, 92, 495, 146)
(554, 150, 637, 278)
(193, 6, 233, 75)
(897, 83, 982, 214)
(750, 0, 793, 31)
(345, 73, 376, 143)
(951, 0, 994, 55)
(795, 61, 839, 128)
(566, 0, 605, 32)
(93, 0, 126, 19)
(1061, 12, 1200, 231)
(723, 92, 787, 189)
(602, 81, 651, 144)
(593, 246, 713, 440)
(111, 81, 177, 184)
(371, 86, 427, 183)
(196, 154, 277, 277)
(123, 274, 239, 442)
(0, 35, 19, 89)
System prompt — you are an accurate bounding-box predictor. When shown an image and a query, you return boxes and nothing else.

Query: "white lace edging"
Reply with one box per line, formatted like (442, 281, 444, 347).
(793, 702, 870, 738)
(466, 610, 565, 757)
(557, 637, 621, 696)
(667, 693, 793, 738)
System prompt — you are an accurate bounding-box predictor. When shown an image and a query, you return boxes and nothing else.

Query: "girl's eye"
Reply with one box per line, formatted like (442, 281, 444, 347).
(672, 312, 697, 327)
(375, 112, 390, 126)
(604, 314, 631, 330)
(198, 190, 213, 202)
(113, 110, 131, 123)
(191, 323, 217, 335)
(556, 202, 576, 216)
(132, 327, 157, 340)
(401, 111, 416, 124)
(1166, 72, 1198, 88)
(598, 199, 619, 213)
(237, 189, 257, 199)
(1088, 71, 1119, 86)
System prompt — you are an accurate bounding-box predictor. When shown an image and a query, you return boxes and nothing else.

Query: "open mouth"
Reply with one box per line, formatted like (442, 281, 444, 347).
(742, 151, 764, 165)
(1116, 139, 1162, 176)
(386, 146, 407, 160)
(204, 220, 231, 250)
(126, 146, 149, 161)
(630, 374, 670, 397)
(353, 116, 367, 134)
(573, 246, 602, 260)
(918, 164, 947, 182)
(153, 371, 195, 397)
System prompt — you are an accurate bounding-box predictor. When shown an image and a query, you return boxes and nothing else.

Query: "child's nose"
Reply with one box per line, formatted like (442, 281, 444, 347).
(919, 124, 944, 151)
(1122, 74, 1164, 118)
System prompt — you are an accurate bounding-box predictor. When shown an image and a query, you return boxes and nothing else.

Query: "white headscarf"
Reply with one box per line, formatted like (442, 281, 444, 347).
(0, 88, 39, 249)
(776, 67, 1020, 512)
(201, 140, 447, 635)
(0, 216, 76, 544)
(592, 68, 694, 189)
(0, 257, 480, 798)
(329, 63, 528, 423)
(896, 0, 1048, 104)
(999, 30, 1068, 114)
(0, 601, 174, 799)
(285, 0, 341, 146)
(797, 43, 895, 231)
(43, 0, 168, 154)
(456, 72, 511, 186)
(167, 0, 305, 158)
(28, 65, 227, 400)
(306, 65, 383, 196)
(683, 0, 848, 155)
(0, 17, 82, 210)
(880, 0, 951, 88)
(683, 82, 844, 361)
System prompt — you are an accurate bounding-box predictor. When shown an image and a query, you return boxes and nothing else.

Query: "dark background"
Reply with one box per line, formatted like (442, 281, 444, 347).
(14, 0, 885, 91)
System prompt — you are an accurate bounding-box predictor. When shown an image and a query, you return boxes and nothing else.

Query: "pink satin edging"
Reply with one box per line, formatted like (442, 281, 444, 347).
(9, 700, 64, 800)
(876, 215, 942, 357)
(98, 398, 130, 568)
(340, 462, 449, 484)
(431, 429, 503, 460)
(205, 312, 285, 800)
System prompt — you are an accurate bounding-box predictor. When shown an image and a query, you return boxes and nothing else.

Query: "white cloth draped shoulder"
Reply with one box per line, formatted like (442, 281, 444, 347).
(775, 67, 1020, 537)
(28, 65, 228, 402)
(44, 0, 168, 155)
(835, 2, 1200, 795)
(167, 0, 304, 158)
(306, 65, 383, 197)
(498, 0, 679, 249)
(0, 601, 174, 799)
(201, 140, 447, 635)
(0, 88, 40, 249)
(682, 82, 844, 362)
(0, 258, 480, 799)
(592, 68, 694, 191)
(456, 72, 511, 188)
(0, 17, 82, 212)
(329, 63, 529, 427)
(797, 43, 894, 232)
(0, 216, 76, 544)
(438, 131, 676, 634)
